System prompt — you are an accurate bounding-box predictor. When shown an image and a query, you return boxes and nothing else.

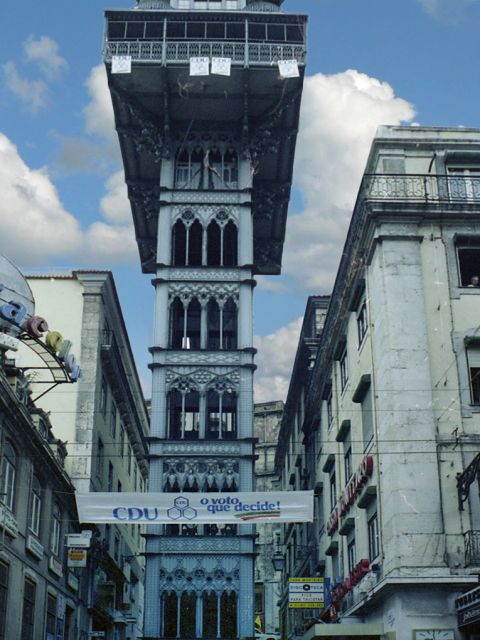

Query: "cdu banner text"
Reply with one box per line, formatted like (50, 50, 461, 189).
(75, 491, 314, 525)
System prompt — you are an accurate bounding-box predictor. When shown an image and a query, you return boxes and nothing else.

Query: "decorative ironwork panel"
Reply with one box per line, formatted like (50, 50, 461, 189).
(464, 530, 480, 566)
(105, 40, 306, 67)
(163, 458, 240, 491)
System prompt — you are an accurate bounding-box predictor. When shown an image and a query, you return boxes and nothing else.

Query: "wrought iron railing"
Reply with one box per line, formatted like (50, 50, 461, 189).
(363, 173, 480, 203)
(104, 40, 306, 66)
(464, 530, 480, 566)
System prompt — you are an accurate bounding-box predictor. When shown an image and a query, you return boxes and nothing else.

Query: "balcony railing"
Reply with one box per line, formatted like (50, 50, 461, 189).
(363, 173, 480, 203)
(104, 40, 306, 67)
(464, 530, 480, 566)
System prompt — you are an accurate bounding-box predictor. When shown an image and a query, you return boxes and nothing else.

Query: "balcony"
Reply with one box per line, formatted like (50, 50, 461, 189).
(363, 173, 480, 204)
(105, 39, 305, 67)
(464, 530, 480, 566)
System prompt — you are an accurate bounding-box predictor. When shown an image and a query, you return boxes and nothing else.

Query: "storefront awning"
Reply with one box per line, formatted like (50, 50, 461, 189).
(303, 622, 384, 639)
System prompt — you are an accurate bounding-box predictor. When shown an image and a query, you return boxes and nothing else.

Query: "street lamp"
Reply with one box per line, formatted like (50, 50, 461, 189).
(272, 551, 285, 572)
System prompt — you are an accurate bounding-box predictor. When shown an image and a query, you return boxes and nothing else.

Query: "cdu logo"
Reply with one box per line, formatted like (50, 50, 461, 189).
(167, 497, 198, 521)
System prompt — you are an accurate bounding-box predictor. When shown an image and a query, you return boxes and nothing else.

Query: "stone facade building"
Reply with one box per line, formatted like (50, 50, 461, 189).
(0, 256, 89, 640)
(254, 400, 284, 637)
(277, 127, 480, 640)
(102, 0, 306, 637)
(26, 272, 149, 640)
(274, 297, 328, 640)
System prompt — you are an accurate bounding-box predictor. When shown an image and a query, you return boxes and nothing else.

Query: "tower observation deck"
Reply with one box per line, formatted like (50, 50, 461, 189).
(104, 0, 306, 637)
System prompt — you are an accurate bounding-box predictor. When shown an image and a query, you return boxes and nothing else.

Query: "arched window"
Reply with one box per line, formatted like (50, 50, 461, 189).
(170, 298, 201, 349)
(29, 475, 42, 537)
(223, 220, 238, 266)
(168, 390, 200, 440)
(180, 592, 196, 638)
(163, 592, 178, 638)
(172, 216, 203, 267)
(207, 217, 238, 267)
(207, 299, 221, 350)
(172, 219, 187, 266)
(203, 592, 217, 639)
(207, 220, 221, 266)
(220, 592, 237, 639)
(170, 298, 184, 349)
(223, 298, 237, 350)
(188, 220, 203, 266)
(206, 390, 237, 440)
(207, 298, 237, 350)
(0, 442, 16, 512)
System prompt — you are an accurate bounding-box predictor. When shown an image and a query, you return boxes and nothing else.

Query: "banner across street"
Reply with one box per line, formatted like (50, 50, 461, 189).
(75, 491, 314, 525)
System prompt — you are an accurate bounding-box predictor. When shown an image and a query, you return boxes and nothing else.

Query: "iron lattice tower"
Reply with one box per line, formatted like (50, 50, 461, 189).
(104, 1, 306, 638)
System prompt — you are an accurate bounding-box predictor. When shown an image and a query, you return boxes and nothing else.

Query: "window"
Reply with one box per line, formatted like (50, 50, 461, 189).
(108, 462, 114, 492)
(46, 593, 57, 639)
(172, 216, 203, 266)
(467, 346, 480, 404)
(340, 349, 349, 391)
(357, 301, 368, 345)
(344, 445, 352, 482)
(0, 442, 16, 512)
(207, 218, 238, 267)
(456, 238, 480, 287)
(100, 378, 107, 416)
(50, 503, 61, 556)
(117, 480, 122, 493)
(329, 473, 336, 510)
(97, 438, 104, 479)
(21, 578, 35, 640)
(347, 538, 356, 573)
(29, 475, 41, 537)
(120, 423, 125, 458)
(361, 386, 374, 447)
(168, 390, 200, 440)
(110, 403, 117, 438)
(128, 444, 133, 475)
(0, 562, 8, 640)
(170, 297, 201, 349)
(326, 391, 333, 428)
(206, 390, 237, 440)
(447, 166, 480, 200)
(134, 464, 137, 491)
(207, 298, 237, 350)
(368, 513, 380, 561)
(175, 148, 203, 189)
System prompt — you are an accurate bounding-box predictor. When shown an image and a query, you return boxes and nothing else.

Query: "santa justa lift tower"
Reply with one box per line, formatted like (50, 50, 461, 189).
(103, 1, 306, 637)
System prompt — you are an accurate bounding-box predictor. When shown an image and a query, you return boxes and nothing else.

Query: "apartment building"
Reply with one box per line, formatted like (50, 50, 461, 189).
(278, 127, 480, 640)
(26, 271, 149, 639)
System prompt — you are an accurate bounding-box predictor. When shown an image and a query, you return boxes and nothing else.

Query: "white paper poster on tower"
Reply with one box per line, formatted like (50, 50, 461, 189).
(112, 55, 132, 74)
(75, 490, 314, 525)
(190, 57, 210, 76)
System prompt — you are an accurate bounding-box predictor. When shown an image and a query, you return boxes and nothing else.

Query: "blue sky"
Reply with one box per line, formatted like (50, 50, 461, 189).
(1, 0, 479, 399)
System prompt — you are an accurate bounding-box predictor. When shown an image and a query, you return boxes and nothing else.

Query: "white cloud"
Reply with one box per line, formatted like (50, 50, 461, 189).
(2, 61, 48, 113)
(0, 133, 136, 267)
(84, 65, 117, 148)
(100, 171, 131, 223)
(283, 69, 415, 291)
(24, 36, 68, 80)
(254, 317, 303, 403)
(418, 0, 479, 19)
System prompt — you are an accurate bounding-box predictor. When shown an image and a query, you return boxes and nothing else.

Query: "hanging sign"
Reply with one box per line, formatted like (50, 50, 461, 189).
(288, 578, 329, 609)
(278, 60, 300, 79)
(67, 548, 88, 568)
(112, 55, 132, 74)
(76, 491, 314, 525)
(190, 57, 210, 76)
(211, 57, 231, 76)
